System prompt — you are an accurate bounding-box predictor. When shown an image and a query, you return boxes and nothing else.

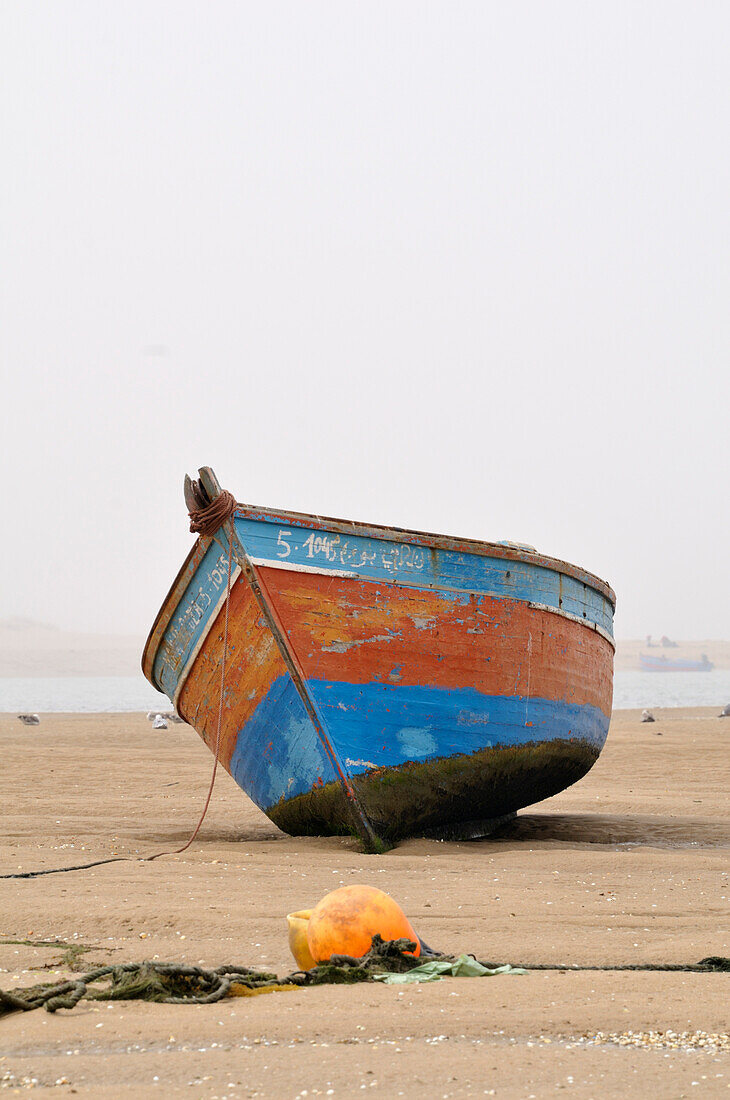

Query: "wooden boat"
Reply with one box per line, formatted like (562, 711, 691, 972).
(639, 653, 714, 672)
(142, 468, 616, 848)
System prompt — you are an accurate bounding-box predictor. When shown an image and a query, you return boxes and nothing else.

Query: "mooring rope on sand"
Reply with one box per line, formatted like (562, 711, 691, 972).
(1, 498, 237, 882)
(1, 938, 727, 1017)
(0, 937, 423, 1014)
(144, 523, 234, 863)
(481, 957, 730, 974)
(0, 859, 131, 880)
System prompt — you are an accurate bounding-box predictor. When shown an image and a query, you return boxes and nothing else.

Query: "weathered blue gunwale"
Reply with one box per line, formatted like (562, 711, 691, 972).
(234, 514, 614, 636)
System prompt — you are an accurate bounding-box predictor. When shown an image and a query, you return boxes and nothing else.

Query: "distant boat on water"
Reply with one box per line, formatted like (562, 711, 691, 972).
(639, 653, 714, 672)
(143, 467, 616, 848)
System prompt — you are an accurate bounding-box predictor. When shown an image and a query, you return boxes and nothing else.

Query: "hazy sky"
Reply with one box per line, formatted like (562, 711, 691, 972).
(2, 2, 728, 641)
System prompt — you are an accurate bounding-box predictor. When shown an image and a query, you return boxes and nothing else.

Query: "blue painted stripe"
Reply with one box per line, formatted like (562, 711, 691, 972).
(228, 673, 337, 811)
(307, 680, 609, 775)
(153, 541, 233, 699)
(232, 516, 614, 635)
(227, 674, 609, 812)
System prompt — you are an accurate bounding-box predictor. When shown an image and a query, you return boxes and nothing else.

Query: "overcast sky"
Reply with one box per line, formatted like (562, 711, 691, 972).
(2, 2, 728, 641)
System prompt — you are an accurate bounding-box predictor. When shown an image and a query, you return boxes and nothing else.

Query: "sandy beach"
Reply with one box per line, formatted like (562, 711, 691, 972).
(1, 708, 728, 1098)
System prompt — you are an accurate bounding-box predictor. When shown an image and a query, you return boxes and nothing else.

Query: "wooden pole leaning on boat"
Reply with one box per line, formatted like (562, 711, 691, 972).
(188, 467, 386, 854)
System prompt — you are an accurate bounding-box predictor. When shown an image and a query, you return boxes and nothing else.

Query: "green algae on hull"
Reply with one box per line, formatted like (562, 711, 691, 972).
(267, 737, 601, 842)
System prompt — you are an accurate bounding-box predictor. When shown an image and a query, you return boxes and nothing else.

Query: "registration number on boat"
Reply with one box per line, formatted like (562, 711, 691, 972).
(274, 528, 427, 573)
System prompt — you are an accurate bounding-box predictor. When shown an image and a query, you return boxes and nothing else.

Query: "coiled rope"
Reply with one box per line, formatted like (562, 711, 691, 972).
(188, 489, 237, 535)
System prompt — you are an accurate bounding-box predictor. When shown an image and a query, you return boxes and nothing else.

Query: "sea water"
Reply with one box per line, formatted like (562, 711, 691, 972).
(612, 669, 730, 710)
(0, 676, 165, 713)
(1, 670, 729, 713)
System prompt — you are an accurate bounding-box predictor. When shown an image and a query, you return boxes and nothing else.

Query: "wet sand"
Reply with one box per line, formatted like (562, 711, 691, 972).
(1, 708, 728, 1098)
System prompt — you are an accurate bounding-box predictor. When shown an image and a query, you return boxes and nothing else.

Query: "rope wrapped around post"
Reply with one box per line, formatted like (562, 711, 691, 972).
(188, 489, 237, 536)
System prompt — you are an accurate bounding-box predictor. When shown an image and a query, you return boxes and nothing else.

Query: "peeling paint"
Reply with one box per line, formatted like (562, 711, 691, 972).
(144, 496, 615, 843)
(321, 633, 394, 654)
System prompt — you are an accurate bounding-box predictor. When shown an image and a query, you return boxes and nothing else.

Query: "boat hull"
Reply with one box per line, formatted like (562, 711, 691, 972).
(639, 654, 714, 672)
(143, 503, 615, 843)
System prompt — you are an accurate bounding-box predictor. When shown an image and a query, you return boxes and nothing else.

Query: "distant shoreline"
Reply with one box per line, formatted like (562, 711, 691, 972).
(3, 641, 730, 676)
(612, 638, 730, 671)
(0, 619, 143, 677)
(3, 619, 730, 676)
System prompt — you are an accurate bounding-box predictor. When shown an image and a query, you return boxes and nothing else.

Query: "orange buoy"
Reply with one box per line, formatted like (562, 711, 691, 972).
(306, 885, 421, 964)
(286, 910, 317, 970)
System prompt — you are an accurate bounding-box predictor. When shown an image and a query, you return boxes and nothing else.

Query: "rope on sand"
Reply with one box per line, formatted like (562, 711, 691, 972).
(1, 939, 727, 1017)
(0, 937, 421, 1015)
(1, 504, 237, 882)
(482, 957, 730, 974)
(0, 859, 129, 880)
